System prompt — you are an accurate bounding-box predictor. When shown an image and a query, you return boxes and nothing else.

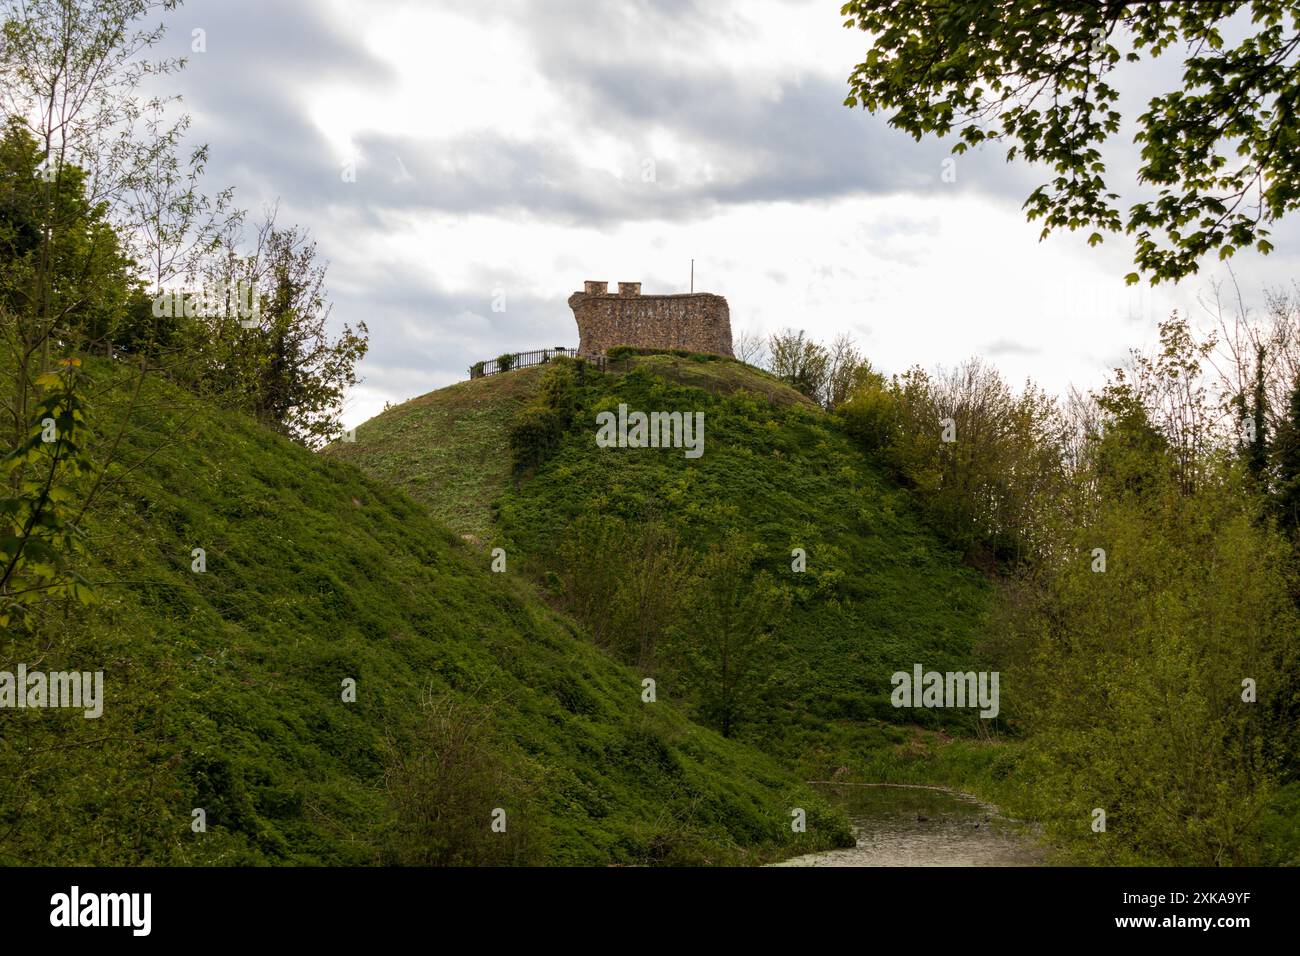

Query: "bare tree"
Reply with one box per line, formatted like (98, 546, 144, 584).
(733, 329, 767, 367)
(122, 104, 242, 294)
(1102, 313, 1221, 496)
(1200, 272, 1300, 442)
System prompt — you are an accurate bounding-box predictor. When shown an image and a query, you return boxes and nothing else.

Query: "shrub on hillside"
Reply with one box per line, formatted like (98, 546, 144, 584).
(508, 403, 564, 469)
(669, 531, 790, 738)
(380, 689, 538, 865)
(839, 359, 1063, 567)
(555, 513, 694, 668)
(767, 330, 829, 402)
(837, 372, 899, 452)
(555, 515, 787, 739)
(508, 359, 577, 470)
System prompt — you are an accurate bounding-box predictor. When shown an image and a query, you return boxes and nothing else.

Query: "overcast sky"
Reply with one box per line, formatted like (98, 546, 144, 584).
(157, 0, 1300, 427)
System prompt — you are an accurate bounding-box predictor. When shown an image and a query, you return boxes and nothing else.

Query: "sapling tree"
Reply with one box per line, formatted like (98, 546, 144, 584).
(0, 358, 97, 629)
(677, 532, 790, 738)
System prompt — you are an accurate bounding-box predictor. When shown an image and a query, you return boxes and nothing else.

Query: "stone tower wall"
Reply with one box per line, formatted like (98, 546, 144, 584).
(567, 281, 733, 358)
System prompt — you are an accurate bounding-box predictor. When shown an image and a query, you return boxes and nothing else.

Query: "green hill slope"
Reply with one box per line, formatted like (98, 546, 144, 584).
(329, 365, 548, 541)
(337, 353, 992, 773)
(0, 359, 852, 865)
(327, 354, 812, 542)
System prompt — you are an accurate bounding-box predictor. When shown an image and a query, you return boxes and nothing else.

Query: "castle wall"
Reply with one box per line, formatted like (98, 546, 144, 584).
(568, 282, 734, 358)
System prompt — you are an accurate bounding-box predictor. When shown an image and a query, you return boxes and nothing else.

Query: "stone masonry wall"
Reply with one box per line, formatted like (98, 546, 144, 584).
(567, 280, 734, 358)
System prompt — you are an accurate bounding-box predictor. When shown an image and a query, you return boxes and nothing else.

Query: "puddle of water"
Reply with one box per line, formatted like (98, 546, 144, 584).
(774, 783, 1047, 867)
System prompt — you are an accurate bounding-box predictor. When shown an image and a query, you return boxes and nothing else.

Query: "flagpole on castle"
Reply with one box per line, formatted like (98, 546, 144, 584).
(690, 259, 694, 293)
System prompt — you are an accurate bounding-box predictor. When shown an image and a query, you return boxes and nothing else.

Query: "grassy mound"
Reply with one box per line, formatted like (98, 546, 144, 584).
(326, 354, 811, 540)
(341, 355, 992, 771)
(0, 359, 852, 865)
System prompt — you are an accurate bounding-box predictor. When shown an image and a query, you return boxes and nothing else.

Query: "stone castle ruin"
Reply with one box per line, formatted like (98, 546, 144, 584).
(568, 281, 733, 358)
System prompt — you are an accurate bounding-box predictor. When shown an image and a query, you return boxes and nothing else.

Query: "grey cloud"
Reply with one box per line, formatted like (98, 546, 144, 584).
(168, 0, 394, 85)
(985, 339, 1042, 358)
(164, 0, 1040, 229)
(329, 271, 578, 399)
(155, 0, 396, 213)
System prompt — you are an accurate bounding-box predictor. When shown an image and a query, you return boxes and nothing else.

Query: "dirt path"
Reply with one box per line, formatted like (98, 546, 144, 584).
(773, 783, 1047, 867)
